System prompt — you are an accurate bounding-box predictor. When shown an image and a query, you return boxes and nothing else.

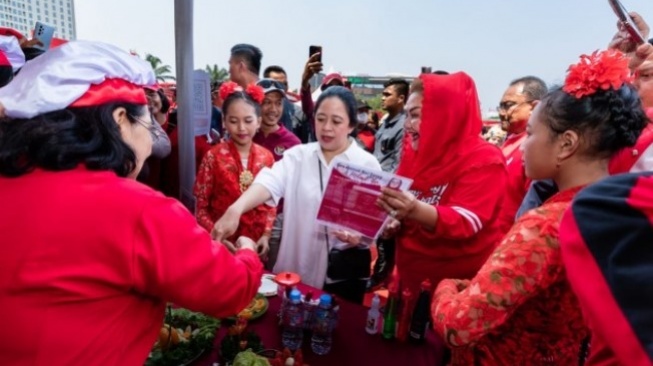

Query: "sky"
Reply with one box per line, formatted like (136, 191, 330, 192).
(74, 0, 652, 114)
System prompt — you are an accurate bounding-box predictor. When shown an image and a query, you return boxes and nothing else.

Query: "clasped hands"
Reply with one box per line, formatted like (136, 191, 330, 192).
(211, 207, 268, 259)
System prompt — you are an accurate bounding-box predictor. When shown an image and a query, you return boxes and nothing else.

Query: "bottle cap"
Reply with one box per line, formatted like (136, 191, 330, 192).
(319, 293, 332, 305)
(420, 279, 432, 292)
(371, 294, 381, 308)
(290, 289, 302, 301)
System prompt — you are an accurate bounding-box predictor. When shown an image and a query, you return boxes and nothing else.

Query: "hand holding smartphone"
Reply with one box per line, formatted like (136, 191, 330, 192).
(309, 45, 322, 63)
(608, 0, 646, 45)
(33, 22, 55, 50)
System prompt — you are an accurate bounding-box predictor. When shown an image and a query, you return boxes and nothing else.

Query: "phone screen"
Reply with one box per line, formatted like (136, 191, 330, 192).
(309, 45, 322, 62)
(608, 0, 645, 44)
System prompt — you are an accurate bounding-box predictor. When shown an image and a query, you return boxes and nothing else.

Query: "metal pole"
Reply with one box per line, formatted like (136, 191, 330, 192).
(174, 0, 196, 211)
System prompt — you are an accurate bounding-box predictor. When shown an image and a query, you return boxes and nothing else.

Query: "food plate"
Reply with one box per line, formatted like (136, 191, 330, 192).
(258, 274, 278, 297)
(229, 293, 269, 321)
(146, 307, 220, 366)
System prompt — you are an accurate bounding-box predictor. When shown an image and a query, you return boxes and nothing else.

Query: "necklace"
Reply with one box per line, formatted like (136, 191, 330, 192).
(239, 170, 254, 192)
(228, 141, 255, 193)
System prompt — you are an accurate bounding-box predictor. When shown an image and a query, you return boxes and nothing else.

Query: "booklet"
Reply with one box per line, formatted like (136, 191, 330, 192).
(316, 158, 413, 238)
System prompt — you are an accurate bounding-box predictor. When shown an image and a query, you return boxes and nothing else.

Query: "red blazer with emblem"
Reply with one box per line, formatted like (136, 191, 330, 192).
(253, 125, 301, 162)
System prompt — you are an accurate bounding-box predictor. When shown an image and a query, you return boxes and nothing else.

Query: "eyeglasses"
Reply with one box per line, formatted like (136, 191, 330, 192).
(497, 100, 532, 112)
(257, 79, 285, 90)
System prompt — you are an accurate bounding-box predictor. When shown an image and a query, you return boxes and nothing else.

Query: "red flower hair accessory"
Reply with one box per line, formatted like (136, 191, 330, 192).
(245, 84, 265, 104)
(563, 49, 632, 99)
(219, 81, 240, 101)
(218, 81, 265, 104)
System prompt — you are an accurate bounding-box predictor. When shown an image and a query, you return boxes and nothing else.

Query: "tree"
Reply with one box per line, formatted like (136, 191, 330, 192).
(366, 95, 383, 111)
(205, 64, 229, 84)
(144, 53, 176, 82)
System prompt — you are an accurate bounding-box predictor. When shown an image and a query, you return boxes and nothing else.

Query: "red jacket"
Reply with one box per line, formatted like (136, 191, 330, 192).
(395, 73, 507, 294)
(0, 167, 262, 366)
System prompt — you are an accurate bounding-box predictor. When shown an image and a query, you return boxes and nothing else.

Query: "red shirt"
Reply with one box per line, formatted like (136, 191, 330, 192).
(160, 122, 213, 199)
(194, 141, 276, 240)
(357, 129, 375, 152)
(253, 125, 301, 162)
(432, 186, 589, 365)
(498, 132, 530, 230)
(0, 167, 263, 366)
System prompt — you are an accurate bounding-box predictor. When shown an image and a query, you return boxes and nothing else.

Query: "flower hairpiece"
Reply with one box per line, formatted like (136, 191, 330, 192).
(218, 81, 265, 104)
(563, 49, 632, 99)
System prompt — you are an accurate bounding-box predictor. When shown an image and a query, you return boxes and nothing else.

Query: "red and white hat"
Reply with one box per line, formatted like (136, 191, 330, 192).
(0, 40, 156, 119)
(0, 34, 25, 72)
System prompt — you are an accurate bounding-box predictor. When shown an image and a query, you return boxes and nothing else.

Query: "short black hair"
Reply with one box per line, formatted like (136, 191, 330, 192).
(230, 44, 263, 76)
(541, 84, 648, 158)
(433, 70, 449, 75)
(315, 86, 358, 128)
(383, 78, 409, 101)
(0, 103, 147, 177)
(263, 65, 286, 78)
(510, 76, 548, 102)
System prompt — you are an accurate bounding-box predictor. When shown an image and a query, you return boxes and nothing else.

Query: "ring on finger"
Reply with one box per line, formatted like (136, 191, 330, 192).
(389, 210, 398, 218)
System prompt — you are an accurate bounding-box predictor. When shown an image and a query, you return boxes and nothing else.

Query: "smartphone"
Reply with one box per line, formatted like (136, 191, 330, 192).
(33, 21, 55, 50)
(421, 66, 432, 74)
(309, 45, 322, 62)
(608, 0, 645, 45)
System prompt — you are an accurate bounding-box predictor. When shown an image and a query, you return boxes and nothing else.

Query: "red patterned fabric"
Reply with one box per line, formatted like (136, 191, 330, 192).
(432, 186, 589, 365)
(194, 141, 276, 241)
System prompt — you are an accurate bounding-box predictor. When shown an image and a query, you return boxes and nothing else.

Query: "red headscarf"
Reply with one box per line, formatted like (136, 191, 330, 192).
(398, 72, 503, 190)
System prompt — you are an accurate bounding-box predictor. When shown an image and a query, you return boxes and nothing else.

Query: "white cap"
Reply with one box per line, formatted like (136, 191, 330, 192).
(0, 40, 156, 119)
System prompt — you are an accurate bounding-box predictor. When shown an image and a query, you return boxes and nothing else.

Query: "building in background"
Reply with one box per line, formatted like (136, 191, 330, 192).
(0, 0, 76, 40)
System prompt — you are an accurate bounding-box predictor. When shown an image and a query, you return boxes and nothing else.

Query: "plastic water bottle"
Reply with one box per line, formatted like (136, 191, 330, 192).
(310, 294, 333, 355)
(281, 289, 304, 351)
(365, 294, 381, 335)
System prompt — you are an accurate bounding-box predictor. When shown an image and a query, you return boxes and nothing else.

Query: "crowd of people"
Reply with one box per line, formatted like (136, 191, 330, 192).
(0, 8, 653, 366)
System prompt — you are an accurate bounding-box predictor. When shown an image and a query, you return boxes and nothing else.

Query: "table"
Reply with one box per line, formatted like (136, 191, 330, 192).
(199, 282, 446, 366)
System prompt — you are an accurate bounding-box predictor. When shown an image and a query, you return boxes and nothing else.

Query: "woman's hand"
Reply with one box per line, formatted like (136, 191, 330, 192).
(256, 235, 270, 260)
(212, 206, 241, 241)
(377, 187, 418, 221)
(235, 236, 257, 253)
(333, 229, 362, 248)
(382, 218, 401, 239)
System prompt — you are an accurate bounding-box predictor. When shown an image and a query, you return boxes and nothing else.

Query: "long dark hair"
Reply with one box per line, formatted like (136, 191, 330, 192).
(0, 103, 147, 177)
